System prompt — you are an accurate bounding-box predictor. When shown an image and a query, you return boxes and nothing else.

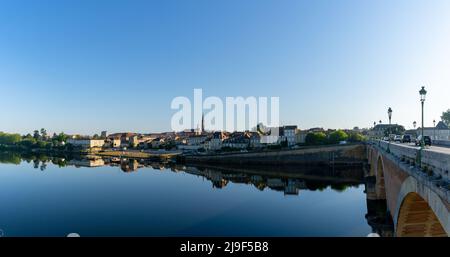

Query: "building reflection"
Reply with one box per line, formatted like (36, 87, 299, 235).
(120, 159, 139, 173)
(69, 158, 105, 168)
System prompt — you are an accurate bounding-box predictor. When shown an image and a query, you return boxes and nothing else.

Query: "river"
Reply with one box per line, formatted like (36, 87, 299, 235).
(0, 152, 392, 237)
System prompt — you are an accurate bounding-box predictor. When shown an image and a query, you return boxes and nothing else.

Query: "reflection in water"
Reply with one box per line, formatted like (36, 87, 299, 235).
(2, 153, 364, 195)
(0, 151, 394, 236)
(364, 175, 395, 237)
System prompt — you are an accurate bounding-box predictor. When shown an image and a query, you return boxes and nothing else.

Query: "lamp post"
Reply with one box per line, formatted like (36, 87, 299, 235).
(433, 119, 436, 141)
(419, 86, 427, 148)
(413, 121, 417, 139)
(373, 121, 376, 140)
(387, 107, 393, 153)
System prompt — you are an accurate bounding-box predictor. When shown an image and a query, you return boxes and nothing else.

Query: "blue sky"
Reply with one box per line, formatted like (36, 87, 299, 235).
(1, 0, 450, 135)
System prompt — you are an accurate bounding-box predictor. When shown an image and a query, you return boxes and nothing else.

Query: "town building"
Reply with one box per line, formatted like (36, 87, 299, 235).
(418, 121, 450, 141)
(368, 124, 403, 138)
(206, 131, 228, 151)
(222, 132, 250, 149)
(105, 138, 121, 148)
(151, 138, 165, 148)
(282, 125, 298, 146)
(187, 135, 208, 145)
(260, 135, 281, 145)
(248, 132, 262, 148)
(107, 132, 138, 147)
(67, 138, 105, 149)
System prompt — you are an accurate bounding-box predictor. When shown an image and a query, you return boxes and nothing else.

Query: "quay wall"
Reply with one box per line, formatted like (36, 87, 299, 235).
(184, 144, 367, 167)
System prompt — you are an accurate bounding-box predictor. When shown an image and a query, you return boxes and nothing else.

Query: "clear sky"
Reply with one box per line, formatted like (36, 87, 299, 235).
(1, 0, 450, 135)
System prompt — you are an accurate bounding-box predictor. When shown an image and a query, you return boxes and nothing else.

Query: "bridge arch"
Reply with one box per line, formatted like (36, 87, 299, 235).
(394, 177, 449, 237)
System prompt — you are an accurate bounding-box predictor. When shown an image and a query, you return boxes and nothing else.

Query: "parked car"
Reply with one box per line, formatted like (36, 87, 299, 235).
(394, 135, 402, 142)
(402, 134, 412, 143)
(415, 135, 431, 146)
(382, 137, 389, 141)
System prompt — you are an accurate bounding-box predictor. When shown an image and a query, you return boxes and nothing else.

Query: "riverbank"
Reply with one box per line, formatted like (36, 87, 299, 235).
(1, 143, 367, 167)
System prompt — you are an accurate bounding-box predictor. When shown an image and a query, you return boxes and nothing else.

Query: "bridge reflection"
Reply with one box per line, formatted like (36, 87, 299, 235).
(365, 175, 394, 237)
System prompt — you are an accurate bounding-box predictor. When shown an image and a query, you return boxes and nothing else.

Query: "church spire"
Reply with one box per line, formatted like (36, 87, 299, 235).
(201, 113, 205, 133)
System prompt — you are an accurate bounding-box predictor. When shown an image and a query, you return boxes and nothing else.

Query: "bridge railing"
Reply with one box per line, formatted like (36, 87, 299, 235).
(369, 139, 450, 182)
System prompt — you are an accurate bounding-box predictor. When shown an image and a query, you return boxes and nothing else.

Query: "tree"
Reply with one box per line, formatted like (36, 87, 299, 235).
(441, 109, 450, 126)
(40, 128, 47, 139)
(305, 132, 327, 145)
(33, 130, 40, 140)
(54, 132, 68, 143)
(328, 130, 349, 144)
(36, 140, 48, 148)
(331, 184, 350, 192)
(348, 132, 366, 142)
(19, 138, 37, 147)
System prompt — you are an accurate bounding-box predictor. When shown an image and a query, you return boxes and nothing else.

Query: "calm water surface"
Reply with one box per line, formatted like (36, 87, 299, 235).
(0, 153, 383, 237)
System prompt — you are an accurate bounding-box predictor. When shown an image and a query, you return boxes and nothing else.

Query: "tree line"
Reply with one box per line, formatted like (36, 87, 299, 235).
(305, 130, 365, 146)
(0, 129, 69, 150)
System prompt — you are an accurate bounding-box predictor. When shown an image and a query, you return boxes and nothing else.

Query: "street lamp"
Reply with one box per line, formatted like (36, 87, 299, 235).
(387, 107, 393, 153)
(413, 121, 416, 129)
(433, 119, 436, 141)
(419, 86, 427, 147)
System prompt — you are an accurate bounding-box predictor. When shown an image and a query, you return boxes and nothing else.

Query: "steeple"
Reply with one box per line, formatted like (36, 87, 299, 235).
(201, 112, 205, 133)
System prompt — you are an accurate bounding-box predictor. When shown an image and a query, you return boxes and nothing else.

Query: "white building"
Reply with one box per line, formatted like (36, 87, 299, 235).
(67, 138, 105, 149)
(260, 135, 281, 145)
(419, 121, 450, 141)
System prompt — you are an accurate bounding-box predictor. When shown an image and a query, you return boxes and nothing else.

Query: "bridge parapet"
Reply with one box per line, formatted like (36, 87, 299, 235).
(374, 140, 450, 182)
(422, 150, 450, 181)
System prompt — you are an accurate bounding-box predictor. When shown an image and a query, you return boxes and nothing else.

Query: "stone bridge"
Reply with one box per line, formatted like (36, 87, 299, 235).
(367, 140, 450, 237)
